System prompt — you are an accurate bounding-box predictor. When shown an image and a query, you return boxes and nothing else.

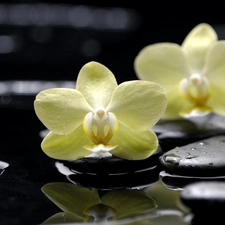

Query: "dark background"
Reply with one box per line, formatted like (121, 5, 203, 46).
(1, 1, 225, 83)
(1, 1, 225, 225)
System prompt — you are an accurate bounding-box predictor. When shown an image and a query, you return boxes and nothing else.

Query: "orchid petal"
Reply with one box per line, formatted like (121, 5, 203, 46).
(182, 23, 217, 71)
(204, 41, 225, 80)
(42, 182, 100, 218)
(109, 122, 158, 160)
(203, 41, 225, 116)
(107, 80, 167, 131)
(84, 144, 117, 152)
(207, 83, 225, 116)
(164, 88, 193, 119)
(43, 212, 83, 224)
(134, 43, 190, 87)
(101, 190, 157, 219)
(41, 125, 91, 160)
(34, 88, 93, 135)
(76, 61, 118, 110)
(180, 105, 212, 118)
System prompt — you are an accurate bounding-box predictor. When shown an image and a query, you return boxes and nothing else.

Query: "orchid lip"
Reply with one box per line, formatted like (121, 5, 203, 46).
(179, 73, 211, 106)
(83, 109, 118, 153)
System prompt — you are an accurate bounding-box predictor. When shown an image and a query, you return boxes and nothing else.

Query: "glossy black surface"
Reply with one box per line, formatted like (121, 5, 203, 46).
(0, 108, 67, 225)
(1, 1, 225, 83)
(1, 1, 225, 225)
(2, 101, 225, 225)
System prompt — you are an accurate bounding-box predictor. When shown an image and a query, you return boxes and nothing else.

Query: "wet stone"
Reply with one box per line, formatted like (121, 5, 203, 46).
(159, 171, 225, 190)
(154, 113, 225, 151)
(59, 146, 162, 175)
(159, 135, 225, 177)
(67, 166, 160, 190)
(180, 181, 225, 216)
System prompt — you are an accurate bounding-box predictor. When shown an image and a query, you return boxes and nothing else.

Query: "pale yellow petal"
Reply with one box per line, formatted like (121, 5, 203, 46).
(204, 41, 225, 80)
(34, 88, 93, 135)
(41, 125, 91, 160)
(109, 123, 158, 160)
(134, 43, 189, 87)
(207, 83, 225, 116)
(76, 61, 118, 109)
(182, 23, 217, 71)
(164, 88, 193, 120)
(203, 41, 225, 116)
(107, 80, 167, 131)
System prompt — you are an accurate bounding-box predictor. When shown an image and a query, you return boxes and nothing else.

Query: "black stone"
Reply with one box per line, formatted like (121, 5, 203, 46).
(159, 135, 225, 177)
(59, 147, 162, 175)
(154, 113, 225, 151)
(160, 171, 225, 190)
(180, 181, 225, 220)
(67, 165, 160, 190)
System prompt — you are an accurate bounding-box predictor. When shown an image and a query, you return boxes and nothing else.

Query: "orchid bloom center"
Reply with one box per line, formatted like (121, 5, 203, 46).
(83, 109, 118, 146)
(178, 73, 211, 105)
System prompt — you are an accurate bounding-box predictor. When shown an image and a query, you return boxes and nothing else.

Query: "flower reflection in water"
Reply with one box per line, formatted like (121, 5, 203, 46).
(41, 182, 157, 224)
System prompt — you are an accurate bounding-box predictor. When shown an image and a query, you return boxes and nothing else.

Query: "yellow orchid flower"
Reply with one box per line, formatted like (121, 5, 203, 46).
(34, 61, 167, 160)
(134, 23, 225, 119)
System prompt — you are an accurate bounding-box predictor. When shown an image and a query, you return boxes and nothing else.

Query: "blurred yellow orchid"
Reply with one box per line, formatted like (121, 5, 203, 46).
(134, 23, 225, 119)
(34, 61, 167, 160)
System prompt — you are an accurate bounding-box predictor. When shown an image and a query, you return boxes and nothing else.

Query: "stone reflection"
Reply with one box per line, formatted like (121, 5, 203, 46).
(0, 160, 9, 175)
(41, 182, 157, 224)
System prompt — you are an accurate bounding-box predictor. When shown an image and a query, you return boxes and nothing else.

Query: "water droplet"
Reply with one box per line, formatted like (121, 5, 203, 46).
(164, 154, 181, 165)
(191, 147, 196, 151)
(185, 154, 199, 159)
(199, 142, 205, 146)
